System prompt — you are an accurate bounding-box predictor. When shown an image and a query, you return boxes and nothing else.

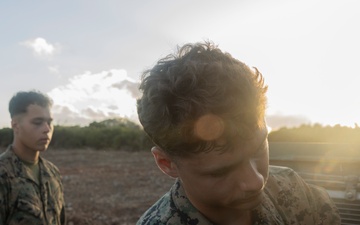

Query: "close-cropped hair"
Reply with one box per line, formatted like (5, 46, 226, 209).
(137, 41, 268, 157)
(9, 90, 53, 118)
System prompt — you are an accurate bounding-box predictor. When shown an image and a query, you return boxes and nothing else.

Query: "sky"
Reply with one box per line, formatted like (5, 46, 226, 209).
(1, 0, 360, 131)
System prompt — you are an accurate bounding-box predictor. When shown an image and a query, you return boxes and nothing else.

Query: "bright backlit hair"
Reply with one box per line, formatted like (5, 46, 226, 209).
(137, 41, 267, 157)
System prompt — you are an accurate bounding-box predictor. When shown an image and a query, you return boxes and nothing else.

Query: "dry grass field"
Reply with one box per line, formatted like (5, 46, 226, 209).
(4, 143, 357, 224)
(42, 148, 174, 225)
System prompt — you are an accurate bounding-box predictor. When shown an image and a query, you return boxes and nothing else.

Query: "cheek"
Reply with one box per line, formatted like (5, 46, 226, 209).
(259, 151, 270, 181)
(181, 174, 228, 200)
(19, 125, 37, 141)
(48, 127, 54, 137)
(197, 177, 235, 202)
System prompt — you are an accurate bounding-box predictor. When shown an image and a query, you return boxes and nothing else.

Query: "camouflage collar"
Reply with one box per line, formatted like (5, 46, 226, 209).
(171, 179, 215, 225)
(1, 145, 49, 185)
(170, 178, 286, 225)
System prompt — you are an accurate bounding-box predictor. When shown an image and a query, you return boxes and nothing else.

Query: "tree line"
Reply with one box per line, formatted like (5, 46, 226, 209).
(0, 119, 359, 150)
(0, 118, 152, 151)
(269, 123, 360, 143)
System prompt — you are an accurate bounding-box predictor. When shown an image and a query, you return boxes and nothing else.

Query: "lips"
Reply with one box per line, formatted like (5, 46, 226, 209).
(240, 192, 262, 203)
(231, 191, 263, 206)
(39, 138, 50, 143)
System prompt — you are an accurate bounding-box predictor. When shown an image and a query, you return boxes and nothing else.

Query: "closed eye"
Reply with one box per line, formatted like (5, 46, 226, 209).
(32, 120, 43, 126)
(32, 118, 53, 126)
(208, 169, 228, 178)
(254, 139, 268, 157)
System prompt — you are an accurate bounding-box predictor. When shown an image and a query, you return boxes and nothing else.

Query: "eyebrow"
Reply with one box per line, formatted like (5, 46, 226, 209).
(201, 133, 268, 176)
(204, 162, 239, 176)
(32, 117, 53, 122)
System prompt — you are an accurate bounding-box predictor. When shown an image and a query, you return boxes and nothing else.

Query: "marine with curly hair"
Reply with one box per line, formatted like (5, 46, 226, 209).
(136, 41, 340, 225)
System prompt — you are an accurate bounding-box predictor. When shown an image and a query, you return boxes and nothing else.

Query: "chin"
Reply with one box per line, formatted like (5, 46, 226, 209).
(36, 145, 49, 152)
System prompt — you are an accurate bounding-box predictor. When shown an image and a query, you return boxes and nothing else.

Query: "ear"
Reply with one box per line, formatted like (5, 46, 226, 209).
(11, 118, 20, 133)
(151, 146, 179, 178)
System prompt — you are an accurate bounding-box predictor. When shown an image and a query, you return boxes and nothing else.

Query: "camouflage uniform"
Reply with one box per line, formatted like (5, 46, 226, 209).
(0, 146, 66, 225)
(137, 166, 341, 225)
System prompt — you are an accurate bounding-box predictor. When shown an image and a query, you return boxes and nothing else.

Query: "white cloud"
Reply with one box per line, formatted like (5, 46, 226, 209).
(21, 37, 59, 56)
(48, 65, 60, 74)
(47, 69, 140, 126)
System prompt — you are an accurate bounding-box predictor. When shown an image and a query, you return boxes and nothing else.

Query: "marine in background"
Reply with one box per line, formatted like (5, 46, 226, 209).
(0, 90, 66, 225)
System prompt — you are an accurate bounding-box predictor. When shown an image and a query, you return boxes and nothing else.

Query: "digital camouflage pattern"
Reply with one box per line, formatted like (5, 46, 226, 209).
(137, 166, 341, 225)
(0, 146, 66, 225)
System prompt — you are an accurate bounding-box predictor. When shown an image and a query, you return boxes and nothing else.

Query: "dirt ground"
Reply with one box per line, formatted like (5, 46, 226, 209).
(42, 148, 175, 225)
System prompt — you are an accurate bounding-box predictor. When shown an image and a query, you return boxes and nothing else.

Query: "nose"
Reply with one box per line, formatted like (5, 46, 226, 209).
(236, 160, 264, 192)
(42, 122, 52, 133)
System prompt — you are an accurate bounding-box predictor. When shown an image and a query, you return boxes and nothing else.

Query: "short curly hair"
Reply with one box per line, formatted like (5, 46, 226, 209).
(9, 90, 53, 118)
(137, 41, 267, 157)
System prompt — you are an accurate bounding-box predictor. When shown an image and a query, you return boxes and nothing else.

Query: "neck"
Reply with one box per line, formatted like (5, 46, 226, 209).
(12, 144, 40, 163)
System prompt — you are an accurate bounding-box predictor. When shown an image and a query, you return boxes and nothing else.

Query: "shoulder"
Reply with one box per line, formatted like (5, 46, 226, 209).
(0, 150, 15, 178)
(267, 165, 320, 195)
(265, 166, 340, 224)
(269, 165, 296, 176)
(0, 151, 14, 200)
(0, 148, 13, 165)
(41, 157, 59, 173)
(136, 191, 173, 225)
(137, 181, 208, 225)
(0, 162, 10, 183)
(268, 165, 327, 193)
(40, 157, 61, 175)
(266, 165, 317, 209)
(268, 165, 304, 185)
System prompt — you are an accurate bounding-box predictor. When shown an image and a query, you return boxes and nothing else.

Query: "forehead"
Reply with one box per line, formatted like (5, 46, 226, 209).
(21, 104, 52, 119)
(177, 127, 268, 167)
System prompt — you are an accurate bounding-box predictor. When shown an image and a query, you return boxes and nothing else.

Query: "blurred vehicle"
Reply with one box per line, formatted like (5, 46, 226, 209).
(269, 142, 360, 225)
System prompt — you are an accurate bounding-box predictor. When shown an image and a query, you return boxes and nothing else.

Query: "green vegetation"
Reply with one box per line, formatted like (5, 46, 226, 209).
(0, 128, 12, 148)
(0, 120, 359, 150)
(268, 123, 360, 143)
(0, 118, 152, 151)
